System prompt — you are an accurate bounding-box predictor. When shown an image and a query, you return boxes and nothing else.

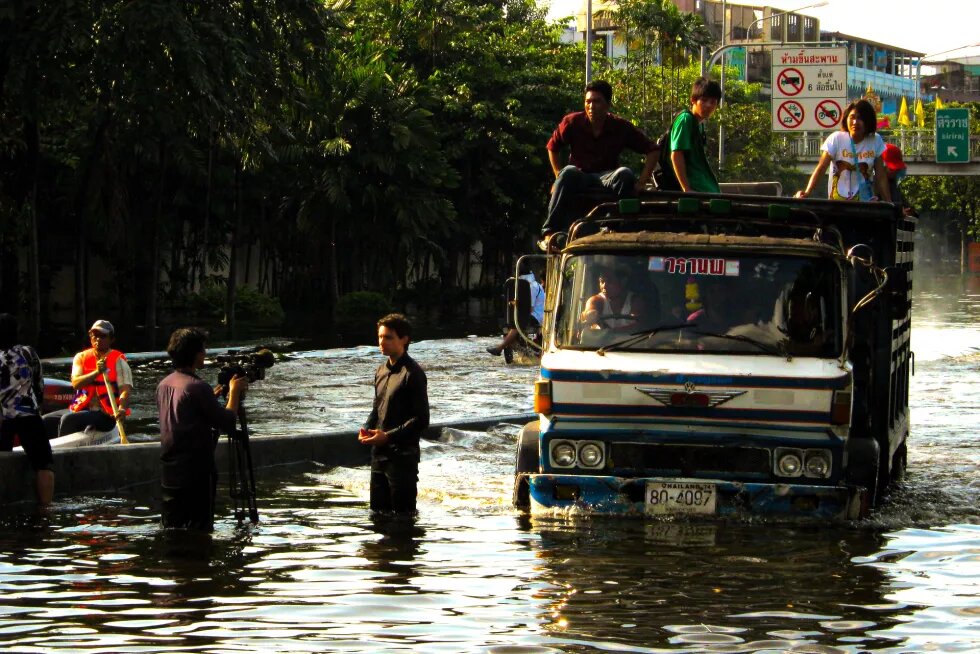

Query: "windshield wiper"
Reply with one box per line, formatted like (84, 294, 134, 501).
(598, 322, 694, 355)
(690, 330, 789, 358)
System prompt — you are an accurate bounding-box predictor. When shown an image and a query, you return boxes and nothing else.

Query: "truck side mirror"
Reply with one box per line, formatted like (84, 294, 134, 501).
(883, 266, 911, 319)
(504, 277, 532, 329)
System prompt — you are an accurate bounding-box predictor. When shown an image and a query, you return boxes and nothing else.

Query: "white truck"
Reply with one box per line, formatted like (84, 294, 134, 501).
(512, 191, 913, 519)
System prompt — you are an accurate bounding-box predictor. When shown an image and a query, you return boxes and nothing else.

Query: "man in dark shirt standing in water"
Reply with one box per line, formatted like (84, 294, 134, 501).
(359, 313, 430, 515)
(157, 327, 248, 531)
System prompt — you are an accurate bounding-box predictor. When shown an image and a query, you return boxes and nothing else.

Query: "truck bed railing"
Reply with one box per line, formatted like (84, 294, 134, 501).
(567, 192, 850, 254)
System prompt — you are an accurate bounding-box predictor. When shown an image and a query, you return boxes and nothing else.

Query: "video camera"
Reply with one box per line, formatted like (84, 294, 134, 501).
(215, 347, 276, 387)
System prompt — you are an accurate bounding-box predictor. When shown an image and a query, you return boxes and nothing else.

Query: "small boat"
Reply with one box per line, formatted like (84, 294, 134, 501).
(18, 425, 119, 451)
(5, 378, 120, 451)
(43, 377, 75, 413)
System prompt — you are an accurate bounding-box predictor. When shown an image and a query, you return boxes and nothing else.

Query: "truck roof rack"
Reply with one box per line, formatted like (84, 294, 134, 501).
(566, 190, 909, 254)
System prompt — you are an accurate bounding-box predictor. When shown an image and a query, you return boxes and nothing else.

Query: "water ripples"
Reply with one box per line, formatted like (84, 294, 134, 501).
(1, 282, 978, 652)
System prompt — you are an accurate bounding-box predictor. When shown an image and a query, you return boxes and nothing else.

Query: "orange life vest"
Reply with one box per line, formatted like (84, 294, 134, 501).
(69, 348, 131, 416)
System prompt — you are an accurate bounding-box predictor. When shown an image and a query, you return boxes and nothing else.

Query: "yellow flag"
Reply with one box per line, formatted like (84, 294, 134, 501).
(898, 97, 911, 126)
(935, 95, 945, 110)
(915, 98, 926, 127)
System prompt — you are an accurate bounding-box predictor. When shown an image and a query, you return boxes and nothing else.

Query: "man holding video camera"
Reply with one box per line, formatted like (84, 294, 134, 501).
(157, 327, 248, 531)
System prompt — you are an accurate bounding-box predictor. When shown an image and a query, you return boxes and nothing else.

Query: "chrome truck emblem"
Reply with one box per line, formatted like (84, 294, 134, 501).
(636, 386, 747, 408)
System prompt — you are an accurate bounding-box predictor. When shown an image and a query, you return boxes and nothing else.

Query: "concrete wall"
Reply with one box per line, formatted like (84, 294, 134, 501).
(0, 414, 534, 507)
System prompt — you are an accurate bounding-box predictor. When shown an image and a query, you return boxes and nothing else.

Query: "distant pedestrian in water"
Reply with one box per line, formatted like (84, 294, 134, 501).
(0, 313, 54, 505)
(796, 99, 891, 202)
(358, 313, 430, 515)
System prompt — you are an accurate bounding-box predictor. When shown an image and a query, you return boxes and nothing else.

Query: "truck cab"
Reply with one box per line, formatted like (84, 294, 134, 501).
(514, 192, 914, 520)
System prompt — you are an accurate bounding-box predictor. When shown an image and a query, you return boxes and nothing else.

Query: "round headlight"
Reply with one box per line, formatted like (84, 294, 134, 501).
(777, 452, 803, 477)
(805, 452, 830, 477)
(552, 441, 576, 467)
(578, 442, 604, 468)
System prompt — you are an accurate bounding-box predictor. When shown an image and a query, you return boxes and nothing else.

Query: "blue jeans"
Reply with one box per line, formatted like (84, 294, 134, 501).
(543, 165, 636, 235)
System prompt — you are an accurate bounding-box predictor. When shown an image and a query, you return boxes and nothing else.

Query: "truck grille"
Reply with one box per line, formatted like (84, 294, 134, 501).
(609, 442, 770, 476)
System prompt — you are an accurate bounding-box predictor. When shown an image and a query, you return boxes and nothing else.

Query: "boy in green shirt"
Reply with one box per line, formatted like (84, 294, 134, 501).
(670, 78, 721, 194)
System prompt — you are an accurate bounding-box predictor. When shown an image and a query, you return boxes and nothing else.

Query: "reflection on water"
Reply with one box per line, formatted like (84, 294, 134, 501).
(1, 278, 977, 652)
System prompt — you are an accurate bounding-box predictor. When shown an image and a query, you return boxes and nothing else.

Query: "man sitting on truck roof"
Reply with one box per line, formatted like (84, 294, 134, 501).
(541, 80, 658, 246)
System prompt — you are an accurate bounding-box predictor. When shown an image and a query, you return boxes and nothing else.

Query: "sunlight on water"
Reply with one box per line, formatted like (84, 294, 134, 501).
(0, 279, 977, 652)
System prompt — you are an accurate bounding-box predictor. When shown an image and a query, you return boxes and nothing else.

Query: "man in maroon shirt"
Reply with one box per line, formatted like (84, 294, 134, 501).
(157, 327, 248, 531)
(542, 80, 658, 241)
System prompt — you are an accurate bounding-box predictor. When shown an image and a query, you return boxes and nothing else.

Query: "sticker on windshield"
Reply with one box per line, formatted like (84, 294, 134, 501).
(648, 256, 740, 276)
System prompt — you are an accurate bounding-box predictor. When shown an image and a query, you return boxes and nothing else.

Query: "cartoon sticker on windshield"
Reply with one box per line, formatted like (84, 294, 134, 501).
(648, 256, 740, 276)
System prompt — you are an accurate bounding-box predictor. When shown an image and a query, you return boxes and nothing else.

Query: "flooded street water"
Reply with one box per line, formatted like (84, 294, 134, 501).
(1, 277, 978, 653)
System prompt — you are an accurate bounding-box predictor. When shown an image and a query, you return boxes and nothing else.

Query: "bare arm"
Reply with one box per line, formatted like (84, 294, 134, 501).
(795, 152, 832, 198)
(548, 149, 563, 178)
(671, 151, 690, 192)
(636, 149, 658, 191)
(873, 158, 891, 202)
(71, 358, 106, 389)
(225, 375, 247, 414)
(581, 294, 604, 325)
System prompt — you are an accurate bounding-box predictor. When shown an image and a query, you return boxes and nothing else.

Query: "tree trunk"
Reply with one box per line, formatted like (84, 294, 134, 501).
(326, 211, 339, 323)
(144, 142, 165, 349)
(961, 220, 968, 275)
(74, 235, 87, 337)
(225, 169, 241, 339)
(25, 117, 41, 344)
(201, 121, 214, 290)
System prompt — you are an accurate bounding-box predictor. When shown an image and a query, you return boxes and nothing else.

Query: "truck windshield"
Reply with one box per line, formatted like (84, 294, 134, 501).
(554, 252, 842, 356)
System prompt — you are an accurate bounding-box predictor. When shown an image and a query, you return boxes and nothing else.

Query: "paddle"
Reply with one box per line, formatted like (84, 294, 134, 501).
(100, 364, 130, 445)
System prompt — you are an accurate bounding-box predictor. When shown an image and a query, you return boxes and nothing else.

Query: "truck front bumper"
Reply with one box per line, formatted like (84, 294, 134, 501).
(528, 474, 868, 520)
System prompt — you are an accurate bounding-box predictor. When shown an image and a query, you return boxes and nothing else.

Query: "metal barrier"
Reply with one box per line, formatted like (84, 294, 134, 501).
(784, 129, 980, 163)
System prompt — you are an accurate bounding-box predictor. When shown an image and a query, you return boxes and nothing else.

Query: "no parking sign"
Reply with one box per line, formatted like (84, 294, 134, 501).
(771, 47, 847, 132)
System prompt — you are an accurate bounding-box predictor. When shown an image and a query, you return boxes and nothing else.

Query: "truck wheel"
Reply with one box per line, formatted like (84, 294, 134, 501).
(845, 436, 880, 511)
(890, 441, 908, 483)
(513, 422, 540, 511)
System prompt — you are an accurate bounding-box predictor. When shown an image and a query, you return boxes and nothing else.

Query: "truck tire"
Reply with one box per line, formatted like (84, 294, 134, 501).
(891, 441, 908, 483)
(845, 436, 880, 511)
(513, 422, 540, 511)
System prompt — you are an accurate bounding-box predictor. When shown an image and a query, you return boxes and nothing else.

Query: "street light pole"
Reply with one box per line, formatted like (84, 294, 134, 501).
(702, 2, 828, 76)
(718, 0, 726, 168)
(913, 42, 980, 120)
(585, 0, 593, 84)
(710, 1, 829, 168)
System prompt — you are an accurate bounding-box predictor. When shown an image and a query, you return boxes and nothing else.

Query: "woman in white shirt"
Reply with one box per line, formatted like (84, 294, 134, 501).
(795, 99, 891, 202)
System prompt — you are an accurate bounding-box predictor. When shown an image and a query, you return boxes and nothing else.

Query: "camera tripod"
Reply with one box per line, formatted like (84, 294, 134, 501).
(228, 404, 259, 524)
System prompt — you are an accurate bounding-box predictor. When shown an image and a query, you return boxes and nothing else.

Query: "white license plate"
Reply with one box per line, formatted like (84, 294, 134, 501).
(645, 482, 717, 515)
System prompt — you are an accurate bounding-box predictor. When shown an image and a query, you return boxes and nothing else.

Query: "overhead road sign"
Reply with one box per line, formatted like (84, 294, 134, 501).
(772, 47, 847, 132)
(935, 108, 971, 164)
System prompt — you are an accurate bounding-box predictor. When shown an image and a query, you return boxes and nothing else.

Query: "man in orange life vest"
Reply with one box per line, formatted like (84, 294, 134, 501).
(58, 320, 133, 437)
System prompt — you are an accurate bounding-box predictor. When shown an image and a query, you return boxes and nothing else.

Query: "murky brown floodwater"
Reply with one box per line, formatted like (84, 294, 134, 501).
(0, 275, 977, 653)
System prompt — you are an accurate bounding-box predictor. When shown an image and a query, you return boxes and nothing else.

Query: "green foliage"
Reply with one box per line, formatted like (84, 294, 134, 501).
(606, 0, 714, 129)
(7, 0, 920, 346)
(335, 291, 393, 331)
(188, 281, 285, 326)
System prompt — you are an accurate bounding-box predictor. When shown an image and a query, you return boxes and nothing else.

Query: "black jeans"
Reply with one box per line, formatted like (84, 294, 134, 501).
(370, 449, 419, 514)
(161, 461, 217, 532)
(50, 408, 115, 436)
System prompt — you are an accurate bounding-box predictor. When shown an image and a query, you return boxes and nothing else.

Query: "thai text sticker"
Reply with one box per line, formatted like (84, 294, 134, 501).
(648, 257, 740, 276)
